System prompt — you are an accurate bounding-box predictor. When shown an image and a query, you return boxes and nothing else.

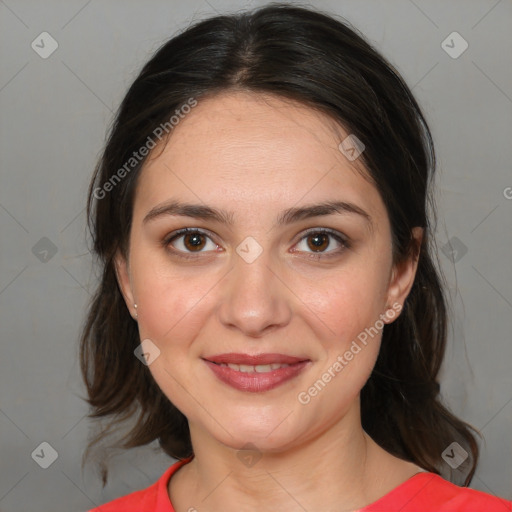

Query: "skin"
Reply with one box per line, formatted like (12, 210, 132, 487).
(115, 91, 424, 511)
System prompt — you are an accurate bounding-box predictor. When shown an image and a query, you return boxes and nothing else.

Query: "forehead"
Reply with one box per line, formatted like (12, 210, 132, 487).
(147, 90, 356, 173)
(135, 91, 383, 223)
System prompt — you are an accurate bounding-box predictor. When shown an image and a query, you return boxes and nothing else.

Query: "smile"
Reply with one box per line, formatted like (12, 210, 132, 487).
(216, 362, 291, 373)
(203, 354, 311, 392)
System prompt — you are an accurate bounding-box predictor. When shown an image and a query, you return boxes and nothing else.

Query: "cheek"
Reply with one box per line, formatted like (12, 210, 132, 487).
(303, 287, 383, 414)
(132, 266, 215, 417)
(137, 281, 212, 346)
(302, 260, 388, 396)
(304, 263, 388, 340)
(131, 251, 218, 346)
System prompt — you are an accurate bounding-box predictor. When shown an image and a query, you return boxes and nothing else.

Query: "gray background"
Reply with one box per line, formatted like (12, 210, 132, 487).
(0, 0, 511, 510)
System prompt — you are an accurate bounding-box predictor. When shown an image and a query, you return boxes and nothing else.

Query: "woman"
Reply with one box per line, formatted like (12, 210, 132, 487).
(81, 4, 511, 511)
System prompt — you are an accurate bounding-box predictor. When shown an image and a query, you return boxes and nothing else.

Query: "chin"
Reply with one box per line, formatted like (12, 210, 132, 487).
(210, 407, 307, 452)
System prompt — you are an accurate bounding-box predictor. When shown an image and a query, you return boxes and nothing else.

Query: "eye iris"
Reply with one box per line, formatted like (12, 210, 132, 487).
(308, 233, 329, 252)
(184, 233, 205, 251)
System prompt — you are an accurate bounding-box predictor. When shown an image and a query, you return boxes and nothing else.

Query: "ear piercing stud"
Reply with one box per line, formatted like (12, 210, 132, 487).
(134, 303, 138, 319)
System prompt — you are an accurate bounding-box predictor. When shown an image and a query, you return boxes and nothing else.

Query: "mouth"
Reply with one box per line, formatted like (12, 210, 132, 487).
(210, 362, 294, 373)
(202, 353, 311, 392)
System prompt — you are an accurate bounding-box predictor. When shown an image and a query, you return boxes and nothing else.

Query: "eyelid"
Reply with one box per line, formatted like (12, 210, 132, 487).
(163, 227, 217, 241)
(296, 227, 349, 244)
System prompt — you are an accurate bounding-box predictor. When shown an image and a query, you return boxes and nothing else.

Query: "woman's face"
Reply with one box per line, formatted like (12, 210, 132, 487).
(116, 91, 420, 453)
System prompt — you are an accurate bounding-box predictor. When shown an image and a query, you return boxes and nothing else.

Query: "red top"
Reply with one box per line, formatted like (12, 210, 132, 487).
(90, 457, 512, 512)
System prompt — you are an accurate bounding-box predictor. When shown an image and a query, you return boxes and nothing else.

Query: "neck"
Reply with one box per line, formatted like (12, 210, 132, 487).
(169, 404, 413, 512)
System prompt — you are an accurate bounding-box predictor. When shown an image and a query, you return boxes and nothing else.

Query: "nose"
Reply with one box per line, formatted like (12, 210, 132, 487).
(217, 247, 292, 338)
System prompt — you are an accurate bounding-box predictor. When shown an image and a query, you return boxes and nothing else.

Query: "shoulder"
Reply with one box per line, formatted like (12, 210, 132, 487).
(88, 457, 192, 512)
(364, 472, 512, 512)
(87, 479, 160, 512)
(420, 474, 512, 511)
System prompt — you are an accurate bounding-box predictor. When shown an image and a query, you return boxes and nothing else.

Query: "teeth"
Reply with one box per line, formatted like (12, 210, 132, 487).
(255, 364, 272, 373)
(219, 362, 291, 373)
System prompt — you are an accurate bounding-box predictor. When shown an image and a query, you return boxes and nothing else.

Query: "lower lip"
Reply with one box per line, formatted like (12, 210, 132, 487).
(204, 360, 310, 392)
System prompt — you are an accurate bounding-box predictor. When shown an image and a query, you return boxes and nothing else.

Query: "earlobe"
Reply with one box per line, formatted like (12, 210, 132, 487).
(384, 227, 423, 322)
(113, 250, 137, 319)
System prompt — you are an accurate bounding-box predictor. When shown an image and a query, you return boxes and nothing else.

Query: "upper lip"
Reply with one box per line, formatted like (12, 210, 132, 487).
(204, 353, 309, 365)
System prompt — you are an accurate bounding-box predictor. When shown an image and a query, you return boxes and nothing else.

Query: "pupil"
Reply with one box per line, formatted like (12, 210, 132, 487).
(186, 234, 204, 250)
(309, 234, 328, 252)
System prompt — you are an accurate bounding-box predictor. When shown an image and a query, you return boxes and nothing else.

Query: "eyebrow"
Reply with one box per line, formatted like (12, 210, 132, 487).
(143, 199, 373, 230)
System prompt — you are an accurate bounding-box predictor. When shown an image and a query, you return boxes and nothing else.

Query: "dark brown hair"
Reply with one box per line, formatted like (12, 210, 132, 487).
(80, 2, 480, 486)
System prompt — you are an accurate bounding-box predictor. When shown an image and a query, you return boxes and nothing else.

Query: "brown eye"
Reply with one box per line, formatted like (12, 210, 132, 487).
(294, 229, 348, 257)
(306, 233, 330, 252)
(183, 232, 207, 252)
(165, 228, 218, 257)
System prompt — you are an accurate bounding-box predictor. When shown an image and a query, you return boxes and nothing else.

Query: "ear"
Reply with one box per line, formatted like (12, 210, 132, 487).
(384, 227, 423, 323)
(113, 249, 137, 320)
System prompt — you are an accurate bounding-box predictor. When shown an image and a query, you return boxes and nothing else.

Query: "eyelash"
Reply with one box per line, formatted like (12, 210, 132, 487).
(162, 227, 350, 261)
